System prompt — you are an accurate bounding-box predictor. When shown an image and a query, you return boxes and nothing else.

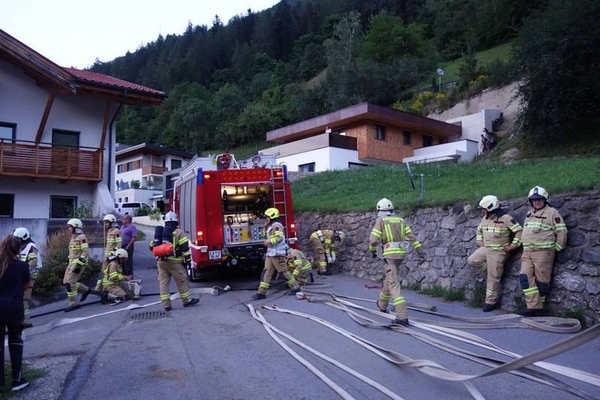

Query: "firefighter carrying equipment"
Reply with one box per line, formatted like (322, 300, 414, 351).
(478, 195, 500, 211)
(265, 207, 280, 219)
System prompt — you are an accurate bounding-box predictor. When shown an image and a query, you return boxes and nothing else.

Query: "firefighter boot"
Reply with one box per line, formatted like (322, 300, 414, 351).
(64, 304, 81, 313)
(392, 318, 409, 326)
(252, 293, 266, 300)
(80, 288, 94, 302)
(183, 298, 200, 307)
(482, 303, 497, 312)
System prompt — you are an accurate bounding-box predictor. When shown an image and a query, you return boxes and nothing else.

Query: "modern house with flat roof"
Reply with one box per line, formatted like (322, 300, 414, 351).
(261, 102, 475, 172)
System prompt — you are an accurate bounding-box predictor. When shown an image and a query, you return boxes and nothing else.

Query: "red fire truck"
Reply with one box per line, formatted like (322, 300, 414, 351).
(173, 153, 297, 281)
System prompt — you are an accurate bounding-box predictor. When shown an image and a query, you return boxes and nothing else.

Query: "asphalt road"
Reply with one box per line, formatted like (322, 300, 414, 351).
(17, 227, 600, 400)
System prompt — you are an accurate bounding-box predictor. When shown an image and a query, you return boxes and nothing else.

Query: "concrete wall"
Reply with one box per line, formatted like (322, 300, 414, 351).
(294, 189, 600, 325)
(446, 109, 501, 154)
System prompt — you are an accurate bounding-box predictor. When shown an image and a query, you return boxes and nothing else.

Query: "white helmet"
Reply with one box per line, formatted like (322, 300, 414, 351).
(163, 211, 178, 222)
(528, 186, 549, 201)
(335, 231, 346, 244)
(67, 218, 83, 228)
(113, 248, 129, 259)
(103, 213, 117, 223)
(376, 198, 394, 211)
(12, 227, 30, 241)
(478, 195, 500, 212)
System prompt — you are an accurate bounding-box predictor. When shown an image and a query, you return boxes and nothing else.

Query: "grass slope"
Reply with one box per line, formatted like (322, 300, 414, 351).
(291, 157, 600, 212)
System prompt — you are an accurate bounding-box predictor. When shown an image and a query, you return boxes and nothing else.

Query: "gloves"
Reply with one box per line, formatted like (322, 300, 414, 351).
(330, 253, 336, 263)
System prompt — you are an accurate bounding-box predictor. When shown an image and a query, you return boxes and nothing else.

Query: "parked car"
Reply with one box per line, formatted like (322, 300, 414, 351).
(115, 202, 151, 216)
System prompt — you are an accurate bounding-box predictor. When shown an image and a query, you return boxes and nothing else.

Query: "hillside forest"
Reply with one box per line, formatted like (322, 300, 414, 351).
(90, 0, 600, 155)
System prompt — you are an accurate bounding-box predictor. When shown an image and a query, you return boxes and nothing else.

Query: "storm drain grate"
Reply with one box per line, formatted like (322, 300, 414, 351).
(130, 311, 169, 321)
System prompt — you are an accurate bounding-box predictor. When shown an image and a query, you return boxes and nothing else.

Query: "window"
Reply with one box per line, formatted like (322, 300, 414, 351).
(0, 194, 15, 218)
(423, 135, 433, 147)
(117, 164, 124, 173)
(0, 122, 16, 143)
(403, 131, 412, 145)
(52, 129, 80, 147)
(50, 196, 76, 218)
(171, 159, 182, 170)
(348, 162, 368, 169)
(298, 162, 315, 173)
(375, 125, 386, 141)
(126, 162, 133, 170)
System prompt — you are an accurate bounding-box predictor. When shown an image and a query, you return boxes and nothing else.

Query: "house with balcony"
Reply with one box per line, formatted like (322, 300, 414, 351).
(261, 102, 475, 172)
(114, 143, 194, 210)
(0, 29, 164, 238)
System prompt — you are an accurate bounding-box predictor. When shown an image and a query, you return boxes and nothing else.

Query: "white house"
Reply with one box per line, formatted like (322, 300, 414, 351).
(0, 29, 164, 240)
(114, 143, 194, 209)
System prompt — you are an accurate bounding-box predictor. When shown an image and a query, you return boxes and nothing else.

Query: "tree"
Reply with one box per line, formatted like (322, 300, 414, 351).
(513, 0, 600, 144)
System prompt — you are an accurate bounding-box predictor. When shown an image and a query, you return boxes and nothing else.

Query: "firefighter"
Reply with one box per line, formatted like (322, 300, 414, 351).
(63, 218, 100, 312)
(309, 229, 346, 275)
(286, 248, 314, 286)
(519, 186, 567, 317)
(467, 195, 523, 312)
(149, 211, 199, 311)
(252, 208, 300, 300)
(101, 248, 140, 304)
(95, 214, 122, 291)
(12, 227, 42, 328)
(368, 198, 424, 326)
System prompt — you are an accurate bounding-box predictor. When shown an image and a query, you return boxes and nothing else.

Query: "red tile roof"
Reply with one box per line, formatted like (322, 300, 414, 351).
(65, 68, 165, 96)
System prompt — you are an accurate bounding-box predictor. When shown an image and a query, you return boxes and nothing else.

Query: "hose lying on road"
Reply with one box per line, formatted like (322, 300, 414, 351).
(262, 302, 600, 400)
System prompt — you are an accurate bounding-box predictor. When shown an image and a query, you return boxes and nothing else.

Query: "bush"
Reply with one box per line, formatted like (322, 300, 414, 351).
(36, 229, 102, 296)
(149, 208, 163, 221)
(484, 58, 514, 88)
(134, 206, 151, 216)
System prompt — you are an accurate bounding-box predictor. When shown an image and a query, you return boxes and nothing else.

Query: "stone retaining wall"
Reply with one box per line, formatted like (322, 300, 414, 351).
(295, 189, 600, 324)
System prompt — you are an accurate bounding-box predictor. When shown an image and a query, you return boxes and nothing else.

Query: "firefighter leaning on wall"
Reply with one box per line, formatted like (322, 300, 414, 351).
(149, 211, 199, 311)
(63, 218, 100, 312)
(309, 229, 346, 275)
(369, 198, 424, 326)
(286, 248, 314, 286)
(519, 186, 567, 317)
(467, 195, 523, 312)
(252, 207, 300, 300)
(95, 214, 122, 291)
(12, 227, 42, 328)
(101, 248, 140, 304)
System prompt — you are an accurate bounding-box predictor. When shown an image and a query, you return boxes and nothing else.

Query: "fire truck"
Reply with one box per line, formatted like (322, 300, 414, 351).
(173, 153, 297, 281)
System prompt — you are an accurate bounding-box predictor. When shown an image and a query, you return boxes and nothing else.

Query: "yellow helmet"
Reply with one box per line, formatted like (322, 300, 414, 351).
(67, 218, 83, 228)
(264, 208, 280, 219)
(478, 195, 499, 211)
(113, 248, 129, 259)
(376, 198, 394, 211)
(528, 186, 549, 201)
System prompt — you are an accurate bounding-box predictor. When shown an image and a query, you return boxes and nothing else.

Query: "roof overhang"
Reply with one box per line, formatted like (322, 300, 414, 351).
(116, 143, 195, 160)
(266, 102, 461, 143)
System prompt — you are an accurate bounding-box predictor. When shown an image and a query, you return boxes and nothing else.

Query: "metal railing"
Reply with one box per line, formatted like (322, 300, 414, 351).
(0, 139, 103, 181)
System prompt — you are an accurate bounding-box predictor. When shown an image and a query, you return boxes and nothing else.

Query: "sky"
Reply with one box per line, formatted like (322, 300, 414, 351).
(1, 0, 280, 69)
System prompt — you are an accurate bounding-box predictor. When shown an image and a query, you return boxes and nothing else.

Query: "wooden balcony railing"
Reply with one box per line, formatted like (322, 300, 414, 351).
(142, 165, 168, 175)
(0, 139, 103, 181)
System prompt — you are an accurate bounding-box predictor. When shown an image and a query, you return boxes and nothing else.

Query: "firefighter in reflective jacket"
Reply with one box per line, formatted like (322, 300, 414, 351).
(286, 248, 313, 286)
(101, 248, 140, 303)
(150, 211, 199, 311)
(467, 195, 523, 312)
(309, 229, 346, 275)
(63, 218, 99, 312)
(519, 186, 567, 317)
(95, 213, 122, 291)
(369, 198, 424, 326)
(13, 227, 42, 328)
(252, 208, 300, 300)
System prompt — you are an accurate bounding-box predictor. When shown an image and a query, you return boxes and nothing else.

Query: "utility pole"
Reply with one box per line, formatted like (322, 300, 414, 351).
(436, 67, 444, 92)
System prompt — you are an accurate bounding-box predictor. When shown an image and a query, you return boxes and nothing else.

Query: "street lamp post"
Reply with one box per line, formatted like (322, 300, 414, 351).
(436, 67, 444, 92)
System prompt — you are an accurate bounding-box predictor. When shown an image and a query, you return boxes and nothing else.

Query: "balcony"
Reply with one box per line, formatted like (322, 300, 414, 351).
(0, 139, 103, 181)
(142, 165, 168, 176)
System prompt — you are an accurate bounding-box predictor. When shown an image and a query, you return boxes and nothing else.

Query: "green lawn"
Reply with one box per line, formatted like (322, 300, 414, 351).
(437, 42, 513, 84)
(291, 157, 600, 212)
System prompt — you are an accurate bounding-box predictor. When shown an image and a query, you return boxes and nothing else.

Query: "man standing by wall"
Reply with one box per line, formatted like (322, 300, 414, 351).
(519, 186, 567, 317)
(120, 214, 137, 278)
(468, 195, 523, 312)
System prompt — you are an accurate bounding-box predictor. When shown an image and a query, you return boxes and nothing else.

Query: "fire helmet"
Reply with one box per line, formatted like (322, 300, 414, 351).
(478, 195, 500, 212)
(67, 218, 83, 228)
(376, 198, 394, 211)
(103, 214, 117, 223)
(335, 231, 346, 244)
(12, 227, 30, 241)
(163, 211, 178, 222)
(264, 208, 280, 219)
(113, 248, 129, 259)
(528, 186, 549, 201)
